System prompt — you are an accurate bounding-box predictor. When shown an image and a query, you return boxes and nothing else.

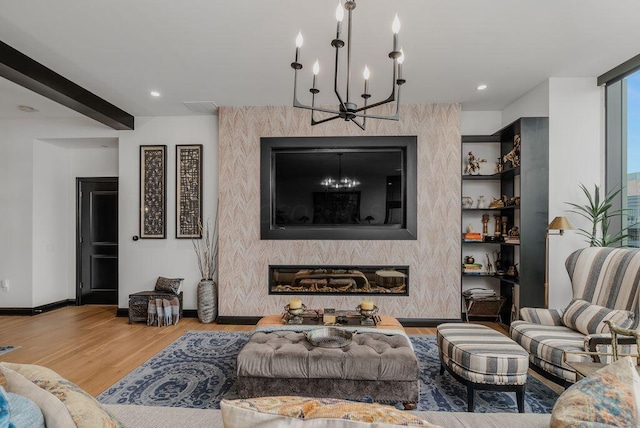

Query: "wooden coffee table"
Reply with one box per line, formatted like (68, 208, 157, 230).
(256, 312, 405, 330)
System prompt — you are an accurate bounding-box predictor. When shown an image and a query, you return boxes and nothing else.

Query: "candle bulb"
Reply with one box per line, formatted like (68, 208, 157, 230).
(295, 31, 303, 63)
(289, 298, 302, 309)
(335, 2, 344, 39)
(312, 60, 319, 89)
(397, 48, 404, 80)
(363, 65, 370, 94)
(392, 14, 400, 52)
(361, 300, 374, 310)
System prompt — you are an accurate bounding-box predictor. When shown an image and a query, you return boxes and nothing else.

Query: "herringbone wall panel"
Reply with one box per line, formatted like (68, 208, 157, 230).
(219, 104, 461, 319)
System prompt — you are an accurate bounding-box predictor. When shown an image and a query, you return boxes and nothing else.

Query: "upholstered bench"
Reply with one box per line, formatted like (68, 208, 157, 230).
(437, 323, 529, 412)
(236, 330, 420, 408)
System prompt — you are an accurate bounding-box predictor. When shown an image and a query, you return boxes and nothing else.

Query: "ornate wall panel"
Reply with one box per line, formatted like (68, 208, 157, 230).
(140, 145, 166, 239)
(218, 104, 461, 319)
(176, 144, 203, 238)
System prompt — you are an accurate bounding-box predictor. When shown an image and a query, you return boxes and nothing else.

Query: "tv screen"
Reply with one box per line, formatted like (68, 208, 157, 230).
(261, 136, 417, 240)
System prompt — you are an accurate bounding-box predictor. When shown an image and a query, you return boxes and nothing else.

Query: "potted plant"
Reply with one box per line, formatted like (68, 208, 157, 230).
(192, 216, 218, 323)
(566, 183, 635, 247)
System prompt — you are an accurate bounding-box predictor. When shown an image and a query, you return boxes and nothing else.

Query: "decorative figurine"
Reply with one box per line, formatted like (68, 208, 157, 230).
(509, 226, 520, 237)
(462, 196, 474, 209)
(501, 216, 508, 236)
(466, 223, 476, 233)
(465, 151, 487, 175)
(464, 255, 475, 264)
(481, 214, 490, 236)
(506, 264, 519, 278)
(495, 157, 503, 173)
(477, 195, 486, 209)
(494, 215, 502, 237)
(503, 134, 521, 168)
(489, 197, 504, 209)
(494, 250, 503, 274)
(486, 253, 493, 275)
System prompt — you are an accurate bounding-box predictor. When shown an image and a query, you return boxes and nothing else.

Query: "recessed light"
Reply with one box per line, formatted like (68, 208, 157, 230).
(18, 105, 38, 113)
(477, 84, 487, 91)
(150, 91, 161, 97)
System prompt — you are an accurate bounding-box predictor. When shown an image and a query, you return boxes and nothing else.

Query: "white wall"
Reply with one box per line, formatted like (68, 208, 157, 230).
(502, 80, 550, 127)
(547, 78, 603, 308)
(32, 141, 72, 306)
(0, 117, 117, 308)
(460, 111, 502, 135)
(118, 116, 217, 310)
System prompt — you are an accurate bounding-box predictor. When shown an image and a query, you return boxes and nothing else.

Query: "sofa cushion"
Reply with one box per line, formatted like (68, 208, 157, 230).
(510, 321, 590, 383)
(0, 362, 122, 428)
(550, 356, 640, 427)
(562, 299, 635, 335)
(221, 396, 440, 427)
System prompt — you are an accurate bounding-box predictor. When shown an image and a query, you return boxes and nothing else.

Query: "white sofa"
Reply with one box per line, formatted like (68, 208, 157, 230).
(105, 404, 551, 428)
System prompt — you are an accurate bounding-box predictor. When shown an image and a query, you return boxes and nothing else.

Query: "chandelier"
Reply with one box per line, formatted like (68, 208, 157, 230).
(321, 153, 359, 190)
(290, 1, 406, 130)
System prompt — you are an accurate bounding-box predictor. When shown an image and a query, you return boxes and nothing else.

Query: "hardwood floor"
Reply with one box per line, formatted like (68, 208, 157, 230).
(0, 306, 563, 397)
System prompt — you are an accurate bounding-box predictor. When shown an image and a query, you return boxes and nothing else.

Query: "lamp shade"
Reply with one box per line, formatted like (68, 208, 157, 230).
(548, 216, 574, 231)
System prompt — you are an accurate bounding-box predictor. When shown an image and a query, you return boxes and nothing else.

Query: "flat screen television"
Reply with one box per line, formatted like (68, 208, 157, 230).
(260, 136, 417, 240)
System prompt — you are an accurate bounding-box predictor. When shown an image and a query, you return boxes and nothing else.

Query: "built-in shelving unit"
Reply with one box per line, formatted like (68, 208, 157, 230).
(461, 117, 549, 324)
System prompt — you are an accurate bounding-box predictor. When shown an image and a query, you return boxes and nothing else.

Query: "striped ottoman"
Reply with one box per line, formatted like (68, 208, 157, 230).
(436, 323, 529, 412)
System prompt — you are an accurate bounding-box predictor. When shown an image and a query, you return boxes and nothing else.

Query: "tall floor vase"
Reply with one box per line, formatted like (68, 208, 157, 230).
(197, 280, 217, 323)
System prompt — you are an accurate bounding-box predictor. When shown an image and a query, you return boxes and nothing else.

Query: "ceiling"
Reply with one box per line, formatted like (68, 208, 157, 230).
(1, 0, 640, 121)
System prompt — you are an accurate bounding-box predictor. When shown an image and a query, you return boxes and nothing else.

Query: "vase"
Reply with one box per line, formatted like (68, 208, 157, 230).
(197, 280, 217, 323)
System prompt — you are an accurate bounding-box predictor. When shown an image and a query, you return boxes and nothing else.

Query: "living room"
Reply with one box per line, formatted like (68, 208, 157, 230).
(1, 1, 640, 427)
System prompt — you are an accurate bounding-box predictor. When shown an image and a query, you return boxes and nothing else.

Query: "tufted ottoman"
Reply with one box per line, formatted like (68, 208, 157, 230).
(436, 323, 529, 412)
(236, 330, 419, 408)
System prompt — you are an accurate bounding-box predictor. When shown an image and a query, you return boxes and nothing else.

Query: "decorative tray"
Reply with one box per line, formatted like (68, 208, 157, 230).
(304, 327, 355, 348)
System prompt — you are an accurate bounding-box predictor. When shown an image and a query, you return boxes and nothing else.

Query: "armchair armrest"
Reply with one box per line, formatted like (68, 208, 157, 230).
(519, 307, 564, 325)
(583, 321, 640, 363)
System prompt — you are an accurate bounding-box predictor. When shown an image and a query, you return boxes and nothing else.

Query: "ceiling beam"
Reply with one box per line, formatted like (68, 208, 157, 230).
(0, 40, 134, 130)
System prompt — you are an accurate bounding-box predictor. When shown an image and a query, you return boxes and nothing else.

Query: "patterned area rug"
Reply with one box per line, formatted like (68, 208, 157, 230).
(97, 331, 559, 412)
(0, 346, 19, 356)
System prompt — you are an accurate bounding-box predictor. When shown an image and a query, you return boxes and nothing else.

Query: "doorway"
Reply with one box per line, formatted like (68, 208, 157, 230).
(76, 177, 118, 305)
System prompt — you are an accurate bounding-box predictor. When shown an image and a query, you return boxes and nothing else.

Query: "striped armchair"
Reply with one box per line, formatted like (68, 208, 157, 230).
(510, 247, 640, 386)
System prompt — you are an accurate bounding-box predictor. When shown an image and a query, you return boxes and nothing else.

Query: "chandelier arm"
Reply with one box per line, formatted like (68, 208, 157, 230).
(311, 111, 342, 126)
(333, 40, 348, 112)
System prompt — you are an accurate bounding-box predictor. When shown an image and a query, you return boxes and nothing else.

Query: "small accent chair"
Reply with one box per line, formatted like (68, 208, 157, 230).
(510, 247, 640, 386)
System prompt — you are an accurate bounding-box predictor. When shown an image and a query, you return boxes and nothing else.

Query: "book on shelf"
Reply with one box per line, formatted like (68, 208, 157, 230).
(463, 232, 483, 242)
(463, 288, 497, 299)
(504, 237, 521, 244)
(462, 263, 486, 274)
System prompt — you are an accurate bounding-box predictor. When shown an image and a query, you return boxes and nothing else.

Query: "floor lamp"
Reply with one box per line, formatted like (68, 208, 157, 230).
(545, 216, 575, 308)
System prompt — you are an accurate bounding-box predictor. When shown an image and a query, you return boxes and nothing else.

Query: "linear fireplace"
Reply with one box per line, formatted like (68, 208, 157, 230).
(269, 265, 409, 296)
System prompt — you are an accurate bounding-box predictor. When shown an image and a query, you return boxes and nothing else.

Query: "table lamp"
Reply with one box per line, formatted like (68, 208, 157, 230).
(545, 216, 575, 308)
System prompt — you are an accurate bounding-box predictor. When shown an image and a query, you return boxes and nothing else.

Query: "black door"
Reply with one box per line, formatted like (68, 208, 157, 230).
(77, 178, 118, 305)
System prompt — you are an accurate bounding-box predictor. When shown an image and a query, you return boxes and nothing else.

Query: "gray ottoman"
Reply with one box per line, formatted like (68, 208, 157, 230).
(436, 323, 529, 412)
(236, 330, 419, 407)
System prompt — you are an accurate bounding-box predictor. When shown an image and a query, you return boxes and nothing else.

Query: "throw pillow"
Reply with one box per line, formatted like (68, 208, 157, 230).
(154, 276, 184, 294)
(550, 356, 640, 427)
(561, 299, 635, 335)
(0, 386, 13, 428)
(0, 364, 75, 427)
(0, 362, 122, 428)
(7, 391, 46, 428)
(221, 396, 441, 428)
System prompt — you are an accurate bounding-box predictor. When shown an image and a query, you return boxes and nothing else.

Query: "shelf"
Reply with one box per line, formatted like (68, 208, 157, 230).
(461, 240, 520, 246)
(461, 272, 520, 285)
(462, 206, 519, 212)
(462, 166, 520, 181)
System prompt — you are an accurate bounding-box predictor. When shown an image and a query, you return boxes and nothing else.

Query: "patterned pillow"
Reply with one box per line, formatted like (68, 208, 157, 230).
(562, 299, 635, 335)
(221, 396, 440, 427)
(0, 362, 122, 428)
(154, 277, 183, 294)
(550, 356, 640, 427)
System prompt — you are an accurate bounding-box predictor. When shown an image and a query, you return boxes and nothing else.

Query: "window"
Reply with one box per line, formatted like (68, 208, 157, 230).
(603, 56, 640, 247)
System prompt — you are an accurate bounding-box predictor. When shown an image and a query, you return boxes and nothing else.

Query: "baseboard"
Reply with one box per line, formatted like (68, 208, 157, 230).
(116, 308, 199, 318)
(0, 299, 75, 316)
(216, 316, 463, 327)
(216, 316, 262, 325)
(397, 318, 462, 327)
